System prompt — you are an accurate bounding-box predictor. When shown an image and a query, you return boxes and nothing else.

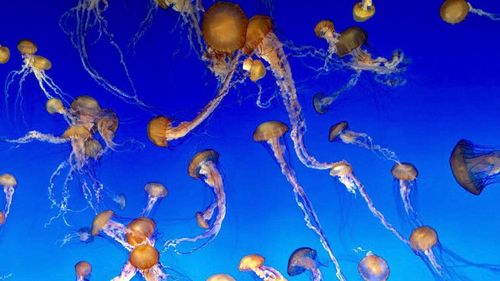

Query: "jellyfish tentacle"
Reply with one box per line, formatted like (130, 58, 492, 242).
(468, 3, 500, 20)
(111, 262, 137, 281)
(128, 0, 158, 53)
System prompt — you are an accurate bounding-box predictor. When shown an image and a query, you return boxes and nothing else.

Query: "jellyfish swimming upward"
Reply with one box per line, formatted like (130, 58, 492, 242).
(0, 174, 17, 226)
(253, 121, 346, 281)
(239, 254, 287, 281)
(164, 149, 227, 254)
(287, 247, 323, 281)
(440, 0, 499, 24)
(450, 139, 500, 195)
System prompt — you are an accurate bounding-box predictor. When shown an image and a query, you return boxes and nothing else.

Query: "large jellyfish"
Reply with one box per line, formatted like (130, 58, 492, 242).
(358, 252, 390, 281)
(450, 139, 500, 195)
(328, 121, 400, 162)
(0, 45, 10, 64)
(164, 149, 227, 254)
(59, 0, 146, 107)
(440, 0, 499, 24)
(0, 174, 17, 223)
(352, 0, 376, 22)
(207, 274, 235, 281)
(287, 247, 323, 281)
(253, 121, 346, 281)
(112, 244, 167, 281)
(239, 254, 287, 281)
(4, 40, 69, 117)
(126, 217, 156, 247)
(142, 182, 168, 217)
(75, 261, 92, 281)
(391, 162, 423, 227)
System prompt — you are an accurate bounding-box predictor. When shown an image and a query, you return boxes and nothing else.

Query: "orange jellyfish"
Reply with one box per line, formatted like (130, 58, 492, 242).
(96, 109, 119, 149)
(70, 96, 102, 131)
(328, 121, 400, 162)
(59, 0, 147, 107)
(4, 39, 70, 117)
(126, 217, 156, 247)
(450, 139, 500, 195)
(287, 247, 323, 281)
(239, 254, 287, 280)
(0, 45, 10, 64)
(440, 0, 499, 24)
(75, 261, 92, 281)
(112, 244, 167, 281)
(91, 210, 132, 250)
(358, 252, 390, 281)
(0, 211, 5, 226)
(207, 274, 236, 281)
(253, 121, 346, 281)
(353, 0, 376, 22)
(142, 183, 168, 217)
(0, 173, 17, 221)
(391, 162, 423, 227)
(243, 58, 267, 82)
(164, 149, 227, 254)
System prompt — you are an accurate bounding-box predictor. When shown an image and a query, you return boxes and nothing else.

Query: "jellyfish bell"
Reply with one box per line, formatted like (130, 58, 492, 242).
(410, 226, 438, 252)
(84, 138, 103, 160)
(75, 261, 92, 279)
(239, 254, 265, 271)
(353, 1, 376, 22)
(46, 98, 66, 115)
(253, 121, 289, 142)
(77, 227, 94, 243)
(188, 149, 220, 179)
(71, 96, 101, 125)
(287, 247, 319, 276)
(313, 93, 330, 114)
(91, 210, 114, 236)
(314, 20, 335, 39)
(335, 27, 368, 57)
(202, 2, 248, 54)
(0, 211, 5, 225)
(0, 173, 17, 188)
(440, 0, 470, 24)
(196, 211, 209, 229)
(207, 274, 236, 281)
(358, 253, 390, 281)
(32, 55, 52, 71)
(63, 126, 92, 141)
(126, 217, 156, 247)
(328, 121, 349, 142)
(17, 39, 38, 55)
(391, 162, 418, 181)
(145, 182, 168, 199)
(329, 161, 353, 178)
(129, 244, 160, 270)
(0, 46, 10, 64)
(244, 15, 273, 55)
(97, 110, 119, 147)
(249, 59, 267, 82)
(147, 116, 171, 147)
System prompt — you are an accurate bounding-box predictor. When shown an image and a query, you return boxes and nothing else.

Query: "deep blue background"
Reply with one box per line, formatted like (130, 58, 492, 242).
(0, 0, 499, 280)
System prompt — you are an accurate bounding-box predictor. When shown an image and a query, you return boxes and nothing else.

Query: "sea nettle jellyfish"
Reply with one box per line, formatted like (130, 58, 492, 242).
(4, 39, 70, 118)
(0, 174, 17, 221)
(352, 0, 376, 22)
(91, 210, 132, 250)
(287, 247, 323, 281)
(253, 121, 346, 281)
(450, 139, 500, 195)
(391, 162, 423, 227)
(207, 274, 236, 281)
(329, 121, 400, 163)
(0, 45, 10, 64)
(59, 0, 147, 107)
(239, 254, 287, 281)
(75, 261, 92, 281)
(142, 182, 168, 217)
(440, 0, 499, 24)
(164, 149, 227, 254)
(126, 217, 156, 247)
(358, 252, 390, 281)
(112, 244, 167, 281)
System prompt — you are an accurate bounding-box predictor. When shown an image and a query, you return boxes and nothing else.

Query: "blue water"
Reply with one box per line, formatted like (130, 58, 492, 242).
(0, 0, 499, 280)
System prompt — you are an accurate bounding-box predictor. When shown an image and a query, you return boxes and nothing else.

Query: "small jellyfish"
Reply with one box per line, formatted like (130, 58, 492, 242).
(450, 139, 500, 195)
(46, 98, 67, 115)
(63, 126, 93, 169)
(0, 174, 17, 220)
(353, 0, 376, 22)
(0, 46, 10, 64)
(70, 96, 102, 131)
(329, 121, 400, 163)
(243, 58, 267, 82)
(113, 244, 167, 281)
(239, 254, 287, 281)
(126, 217, 156, 247)
(164, 149, 227, 254)
(75, 261, 92, 281)
(409, 226, 443, 276)
(60, 227, 94, 246)
(96, 109, 119, 149)
(391, 162, 423, 227)
(253, 121, 346, 281)
(358, 252, 390, 281)
(113, 193, 127, 211)
(206, 274, 236, 281)
(287, 247, 322, 281)
(314, 20, 337, 56)
(4, 39, 69, 117)
(142, 182, 168, 217)
(440, 0, 499, 24)
(91, 210, 132, 250)
(0, 211, 5, 226)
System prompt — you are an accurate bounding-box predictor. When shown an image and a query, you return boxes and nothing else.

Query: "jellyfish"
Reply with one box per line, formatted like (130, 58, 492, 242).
(96, 109, 119, 149)
(70, 96, 102, 131)
(0, 174, 17, 220)
(0, 212, 5, 226)
(91, 210, 132, 250)
(239, 254, 287, 281)
(0, 46, 10, 64)
(440, 0, 499, 24)
(243, 58, 267, 82)
(206, 274, 235, 281)
(126, 217, 156, 247)
(142, 183, 168, 217)
(314, 20, 338, 57)
(60, 227, 94, 246)
(287, 247, 323, 281)
(75, 261, 92, 281)
(450, 139, 500, 195)
(358, 252, 390, 281)
(113, 193, 127, 210)
(353, 0, 376, 22)
(328, 121, 400, 163)
(164, 149, 227, 254)
(112, 244, 167, 281)
(59, 0, 147, 107)
(253, 121, 346, 281)
(312, 72, 360, 115)
(391, 162, 423, 227)
(4, 40, 69, 117)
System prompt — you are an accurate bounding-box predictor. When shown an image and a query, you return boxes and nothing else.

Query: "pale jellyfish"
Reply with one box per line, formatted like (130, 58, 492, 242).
(312, 72, 360, 115)
(328, 121, 400, 163)
(253, 121, 346, 281)
(0, 174, 17, 219)
(353, 0, 376, 22)
(60, 227, 94, 246)
(70, 96, 102, 131)
(75, 261, 92, 281)
(142, 183, 168, 217)
(113, 193, 127, 210)
(440, 0, 499, 24)
(391, 162, 423, 227)
(112, 244, 167, 281)
(239, 254, 287, 281)
(59, 0, 147, 107)
(96, 109, 119, 149)
(164, 149, 227, 254)
(91, 210, 132, 250)
(450, 139, 500, 195)
(4, 40, 69, 117)
(206, 274, 235, 281)
(0, 46, 10, 64)
(126, 217, 156, 247)
(358, 252, 390, 281)
(287, 247, 323, 281)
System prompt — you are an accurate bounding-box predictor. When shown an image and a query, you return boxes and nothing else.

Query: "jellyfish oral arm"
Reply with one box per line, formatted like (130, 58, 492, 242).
(311, 266, 323, 281)
(258, 265, 286, 280)
(111, 262, 137, 281)
(5, 131, 68, 145)
(201, 201, 218, 221)
(468, 3, 500, 20)
(142, 196, 159, 217)
(3, 186, 15, 217)
(340, 130, 400, 163)
(104, 220, 134, 250)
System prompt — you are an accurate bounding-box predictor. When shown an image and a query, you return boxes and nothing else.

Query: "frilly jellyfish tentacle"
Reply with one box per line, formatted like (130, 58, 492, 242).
(4, 131, 68, 146)
(201, 201, 218, 222)
(311, 267, 323, 281)
(399, 179, 423, 227)
(468, 3, 500, 20)
(111, 262, 137, 281)
(142, 197, 159, 217)
(103, 221, 134, 250)
(128, 0, 158, 53)
(3, 186, 14, 217)
(342, 130, 400, 163)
